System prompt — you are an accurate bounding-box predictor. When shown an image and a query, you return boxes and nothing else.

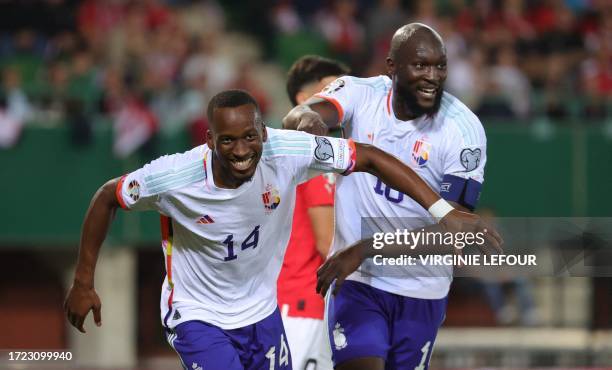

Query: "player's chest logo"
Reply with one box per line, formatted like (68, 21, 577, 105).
(196, 214, 215, 224)
(262, 184, 281, 214)
(411, 137, 432, 167)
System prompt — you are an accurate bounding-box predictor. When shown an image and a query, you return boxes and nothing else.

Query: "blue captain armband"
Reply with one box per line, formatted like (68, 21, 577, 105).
(439, 174, 482, 211)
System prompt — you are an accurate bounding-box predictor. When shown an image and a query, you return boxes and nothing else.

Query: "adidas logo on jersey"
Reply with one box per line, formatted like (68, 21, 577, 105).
(196, 215, 214, 224)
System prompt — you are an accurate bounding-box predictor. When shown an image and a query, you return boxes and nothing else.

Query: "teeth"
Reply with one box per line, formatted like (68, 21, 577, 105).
(418, 87, 436, 97)
(232, 157, 253, 171)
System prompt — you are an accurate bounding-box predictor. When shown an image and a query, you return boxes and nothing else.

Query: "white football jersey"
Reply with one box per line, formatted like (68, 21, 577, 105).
(316, 75, 487, 299)
(116, 128, 356, 329)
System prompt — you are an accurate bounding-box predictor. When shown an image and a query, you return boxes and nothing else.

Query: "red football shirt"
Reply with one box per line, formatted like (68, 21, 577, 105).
(277, 174, 335, 319)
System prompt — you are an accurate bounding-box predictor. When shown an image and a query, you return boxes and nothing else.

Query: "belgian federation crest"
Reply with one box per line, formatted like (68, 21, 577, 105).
(411, 138, 432, 167)
(262, 184, 281, 213)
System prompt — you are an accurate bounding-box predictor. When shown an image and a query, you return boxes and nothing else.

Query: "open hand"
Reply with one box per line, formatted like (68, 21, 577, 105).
(317, 244, 363, 297)
(440, 209, 504, 255)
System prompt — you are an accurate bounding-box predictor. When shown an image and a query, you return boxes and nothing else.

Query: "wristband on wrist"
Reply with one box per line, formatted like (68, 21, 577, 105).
(428, 198, 454, 222)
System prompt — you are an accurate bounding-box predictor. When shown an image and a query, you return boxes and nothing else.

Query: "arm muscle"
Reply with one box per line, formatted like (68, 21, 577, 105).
(74, 178, 122, 287)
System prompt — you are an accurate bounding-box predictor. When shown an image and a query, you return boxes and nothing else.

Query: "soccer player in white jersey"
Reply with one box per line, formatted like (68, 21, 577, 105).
(64, 89, 487, 370)
(283, 23, 502, 370)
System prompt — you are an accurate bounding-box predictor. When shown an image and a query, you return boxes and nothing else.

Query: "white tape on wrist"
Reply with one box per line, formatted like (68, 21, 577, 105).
(428, 199, 454, 222)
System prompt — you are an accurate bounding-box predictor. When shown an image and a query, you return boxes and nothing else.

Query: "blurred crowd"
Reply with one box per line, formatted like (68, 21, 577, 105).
(272, 0, 611, 121)
(0, 0, 611, 153)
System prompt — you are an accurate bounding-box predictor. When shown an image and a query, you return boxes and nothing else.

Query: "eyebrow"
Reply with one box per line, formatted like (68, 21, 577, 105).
(414, 50, 446, 60)
(219, 128, 259, 137)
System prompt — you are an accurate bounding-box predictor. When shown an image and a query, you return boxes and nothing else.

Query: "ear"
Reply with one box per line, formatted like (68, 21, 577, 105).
(385, 57, 395, 76)
(261, 124, 268, 142)
(206, 129, 214, 149)
(296, 91, 309, 105)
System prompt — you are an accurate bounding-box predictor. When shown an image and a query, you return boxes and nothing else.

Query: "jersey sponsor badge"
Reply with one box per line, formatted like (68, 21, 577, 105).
(460, 148, 481, 172)
(314, 136, 334, 162)
(411, 137, 431, 167)
(127, 180, 140, 201)
(322, 78, 345, 94)
(262, 184, 281, 213)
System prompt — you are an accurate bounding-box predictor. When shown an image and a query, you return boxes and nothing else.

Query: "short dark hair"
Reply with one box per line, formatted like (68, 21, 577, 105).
(286, 55, 350, 106)
(207, 89, 261, 122)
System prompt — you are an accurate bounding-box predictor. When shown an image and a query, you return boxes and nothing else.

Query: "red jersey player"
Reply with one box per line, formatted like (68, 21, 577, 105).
(278, 55, 349, 369)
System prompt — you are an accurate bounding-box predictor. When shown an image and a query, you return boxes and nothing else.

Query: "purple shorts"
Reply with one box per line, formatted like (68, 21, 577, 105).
(166, 308, 292, 370)
(327, 281, 447, 370)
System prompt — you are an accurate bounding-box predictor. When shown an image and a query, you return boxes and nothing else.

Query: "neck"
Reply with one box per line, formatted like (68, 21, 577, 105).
(391, 92, 420, 121)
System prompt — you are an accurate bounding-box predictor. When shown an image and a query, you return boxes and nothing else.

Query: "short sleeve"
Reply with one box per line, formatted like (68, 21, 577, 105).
(115, 151, 204, 212)
(116, 159, 164, 211)
(443, 117, 487, 182)
(301, 174, 335, 208)
(313, 76, 362, 127)
(116, 170, 161, 212)
(263, 129, 356, 184)
(439, 111, 487, 210)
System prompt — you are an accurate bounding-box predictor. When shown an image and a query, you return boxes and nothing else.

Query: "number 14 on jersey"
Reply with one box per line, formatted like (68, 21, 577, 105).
(222, 225, 261, 261)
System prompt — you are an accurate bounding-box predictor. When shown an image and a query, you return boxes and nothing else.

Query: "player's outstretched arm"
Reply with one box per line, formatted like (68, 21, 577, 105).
(308, 206, 334, 258)
(64, 177, 121, 333)
(352, 142, 441, 211)
(315, 143, 504, 297)
(352, 142, 503, 243)
(282, 97, 340, 135)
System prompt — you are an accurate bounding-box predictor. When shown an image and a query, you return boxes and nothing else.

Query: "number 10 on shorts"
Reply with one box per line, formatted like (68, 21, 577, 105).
(265, 334, 290, 369)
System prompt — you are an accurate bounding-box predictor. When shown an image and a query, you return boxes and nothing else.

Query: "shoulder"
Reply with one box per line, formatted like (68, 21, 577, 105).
(339, 75, 390, 94)
(262, 128, 313, 158)
(437, 92, 486, 146)
(139, 145, 207, 192)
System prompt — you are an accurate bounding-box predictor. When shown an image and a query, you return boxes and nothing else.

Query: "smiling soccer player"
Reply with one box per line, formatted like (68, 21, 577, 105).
(65, 89, 490, 370)
(283, 23, 498, 370)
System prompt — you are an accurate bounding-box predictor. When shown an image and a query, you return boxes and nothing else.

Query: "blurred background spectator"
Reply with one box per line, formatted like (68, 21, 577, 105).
(0, 0, 609, 156)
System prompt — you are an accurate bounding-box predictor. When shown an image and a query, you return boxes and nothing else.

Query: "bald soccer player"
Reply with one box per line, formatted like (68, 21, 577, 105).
(284, 24, 500, 370)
